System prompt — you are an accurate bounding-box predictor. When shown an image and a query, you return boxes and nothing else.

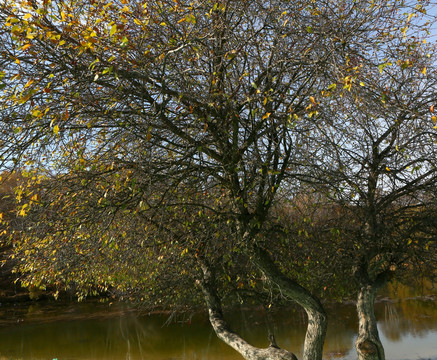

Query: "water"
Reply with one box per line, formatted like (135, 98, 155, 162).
(0, 295, 435, 360)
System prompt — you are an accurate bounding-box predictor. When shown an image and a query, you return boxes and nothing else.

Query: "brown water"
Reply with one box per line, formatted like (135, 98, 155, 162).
(0, 295, 436, 360)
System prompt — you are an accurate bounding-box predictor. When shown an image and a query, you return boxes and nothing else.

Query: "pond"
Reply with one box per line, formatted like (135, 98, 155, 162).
(0, 292, 436, 360)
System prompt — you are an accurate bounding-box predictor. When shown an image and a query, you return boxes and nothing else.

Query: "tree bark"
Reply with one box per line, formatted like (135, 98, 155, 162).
(355, 285, 385, 360)
(303, 308, 327, 360)
(200, 262, 298, 360)
(250, 246, 327, 360)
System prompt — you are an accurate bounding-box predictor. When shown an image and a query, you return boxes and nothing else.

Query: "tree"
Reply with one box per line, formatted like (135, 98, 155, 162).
(1, 0, 436, 359)
(307, 13, 437, 359)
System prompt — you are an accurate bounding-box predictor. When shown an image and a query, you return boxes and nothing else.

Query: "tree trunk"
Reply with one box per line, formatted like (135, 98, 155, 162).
(355, 285, 385, 360)
(200, 262, 298, 360)
(303, 308, 327, 360)
(250, 246, 327, 360)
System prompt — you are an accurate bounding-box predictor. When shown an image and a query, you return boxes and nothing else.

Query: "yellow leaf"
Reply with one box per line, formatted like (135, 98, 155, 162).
(21, 43, 32, 51)
(432, 116, 436, 123)
(386, 166, 390, 171)
(24, 79, 34, 88)
(53, 125, 60, 134)
(188, 14, 196, 24)
(31, 109, 43, 117)
(23, 13, 32, 20)
(110, 24, 117, 36)
(422, 67, 426, 75)
(309, 96, 316, 104)
(262, 112, 271, 120)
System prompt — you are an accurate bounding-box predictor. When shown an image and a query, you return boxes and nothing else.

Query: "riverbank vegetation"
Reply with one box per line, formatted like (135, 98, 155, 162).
(1, 1, 436, 360)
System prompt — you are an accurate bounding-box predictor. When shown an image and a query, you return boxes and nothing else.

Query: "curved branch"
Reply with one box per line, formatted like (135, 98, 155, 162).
(199, 260, 298, 360)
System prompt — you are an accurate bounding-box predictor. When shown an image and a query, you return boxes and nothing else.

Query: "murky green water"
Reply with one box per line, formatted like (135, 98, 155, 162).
(0, 295, 436, 360)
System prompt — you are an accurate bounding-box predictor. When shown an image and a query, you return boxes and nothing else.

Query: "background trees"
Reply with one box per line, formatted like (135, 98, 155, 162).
(1, 0, 436, 360)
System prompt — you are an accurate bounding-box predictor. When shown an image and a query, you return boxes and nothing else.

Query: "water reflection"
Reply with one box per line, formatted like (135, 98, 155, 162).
(0, 294, 435, 360)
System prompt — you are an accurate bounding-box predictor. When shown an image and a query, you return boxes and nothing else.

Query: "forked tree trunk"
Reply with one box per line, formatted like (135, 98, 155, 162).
(355, 285, 385, 360)
(250, 246, 327, 360)
(200, 262, 298, 360)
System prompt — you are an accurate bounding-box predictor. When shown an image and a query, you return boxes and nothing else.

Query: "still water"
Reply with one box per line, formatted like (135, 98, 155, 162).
(0, 294, 436, 360)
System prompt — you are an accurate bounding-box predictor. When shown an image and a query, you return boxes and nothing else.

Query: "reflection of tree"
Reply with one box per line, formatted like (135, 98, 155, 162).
(378, 299, 437, 342)
(0, 298, 436, 359)
(382, 303, 401, 342)
(324, 304, 359, 358)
